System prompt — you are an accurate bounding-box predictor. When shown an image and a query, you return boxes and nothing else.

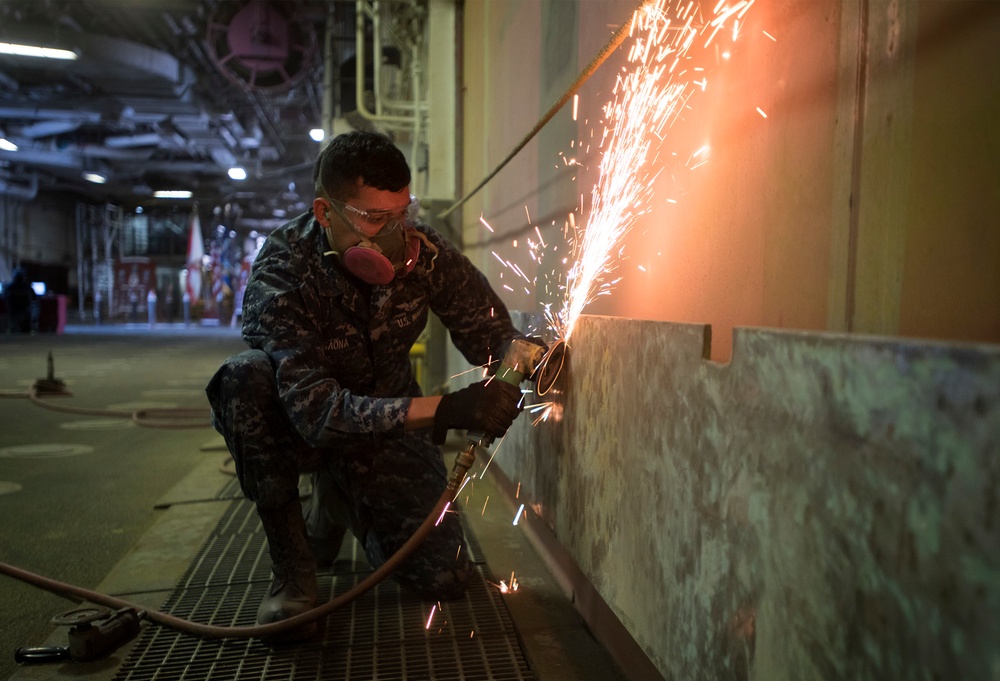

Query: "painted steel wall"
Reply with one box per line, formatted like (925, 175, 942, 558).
(458, 0, 1000, 359)
(456, 1, 1000, 679)
(499, 313, 1000, 680)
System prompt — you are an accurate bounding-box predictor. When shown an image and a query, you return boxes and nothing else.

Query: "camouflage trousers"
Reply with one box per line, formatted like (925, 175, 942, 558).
(206, 349, 471, 600)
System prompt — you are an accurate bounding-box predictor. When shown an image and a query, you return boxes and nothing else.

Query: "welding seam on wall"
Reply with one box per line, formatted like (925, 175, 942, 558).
(436, 0, 648, 220)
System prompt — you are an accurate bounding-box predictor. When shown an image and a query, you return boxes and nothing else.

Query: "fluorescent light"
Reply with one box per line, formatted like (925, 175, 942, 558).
(0, 138, 16, 151)
(228, 166, 247, 180)
(154, 190, 193, 199)
(309, 128, 325, 142)
(83, 172, 107, 184)
(0, 42, 78, 60)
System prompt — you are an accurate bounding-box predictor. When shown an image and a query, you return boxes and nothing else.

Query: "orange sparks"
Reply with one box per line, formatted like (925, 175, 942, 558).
(498, 573, 520, 594)
(551, 0, 755, 341)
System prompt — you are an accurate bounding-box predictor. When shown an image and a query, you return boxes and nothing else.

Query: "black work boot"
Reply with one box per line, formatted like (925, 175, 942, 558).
(303, 471, 349, 568)
(256, 499, 318, 642)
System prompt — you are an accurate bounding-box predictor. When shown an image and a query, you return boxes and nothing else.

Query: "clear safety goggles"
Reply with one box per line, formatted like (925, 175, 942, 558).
(327, 194, 419, 237)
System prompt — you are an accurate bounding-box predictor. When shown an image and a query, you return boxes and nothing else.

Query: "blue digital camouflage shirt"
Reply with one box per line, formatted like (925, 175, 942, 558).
(241, 210, 520, 448)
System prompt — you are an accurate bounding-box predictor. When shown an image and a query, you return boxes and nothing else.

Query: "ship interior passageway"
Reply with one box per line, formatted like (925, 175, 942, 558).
(0, 327, 634, 681)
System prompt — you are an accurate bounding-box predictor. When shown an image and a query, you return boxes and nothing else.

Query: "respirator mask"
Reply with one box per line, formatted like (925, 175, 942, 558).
(322, 194, 436, 285)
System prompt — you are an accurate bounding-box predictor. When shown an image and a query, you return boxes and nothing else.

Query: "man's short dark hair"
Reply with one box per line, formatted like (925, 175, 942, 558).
(313, 131, 411, 201)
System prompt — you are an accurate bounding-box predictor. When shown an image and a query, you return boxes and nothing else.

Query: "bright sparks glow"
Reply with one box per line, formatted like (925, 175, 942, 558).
(497, 574, 520, 594)
(756, 106, 768, 118)
(425, 604, 437, 629)
(513, 503, 525, 526)
(549, 0, 754, 341)
(435, 501, 451, 526)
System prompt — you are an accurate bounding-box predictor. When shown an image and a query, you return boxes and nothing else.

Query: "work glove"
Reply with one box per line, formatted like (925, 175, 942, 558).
(432, 379, 524, 444)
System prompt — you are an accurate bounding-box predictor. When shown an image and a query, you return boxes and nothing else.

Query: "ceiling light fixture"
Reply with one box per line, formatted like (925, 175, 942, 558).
(309, 128, 325, 142)
(83, 172, 107, 184)
(228, 166, 247, 180)
(0, 138, 17, 151)
(0, 42, 78, 60)
(153, 190, 193, 199)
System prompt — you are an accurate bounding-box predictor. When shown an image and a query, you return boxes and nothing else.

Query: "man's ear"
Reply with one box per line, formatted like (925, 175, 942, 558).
(313, 198, 332, 226)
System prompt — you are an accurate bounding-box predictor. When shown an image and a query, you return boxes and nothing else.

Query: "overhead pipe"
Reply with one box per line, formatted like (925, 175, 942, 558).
(353, 0, 424, 127)
(0, 107, 102, 122)
(321, 2, 335, 139)
(0, 173, 39, 201)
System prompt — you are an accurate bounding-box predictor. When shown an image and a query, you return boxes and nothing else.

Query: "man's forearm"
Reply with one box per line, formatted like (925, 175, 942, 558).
(404, 395, 442, 430)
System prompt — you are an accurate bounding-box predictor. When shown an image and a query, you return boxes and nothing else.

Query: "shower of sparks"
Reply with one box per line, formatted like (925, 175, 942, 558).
(528, 400, 557, 425)
(435, 502, 451, 526)
(497, 574, 520, 593)
(513, 503, 525, 525)
(425, 604, 438, 629)
(547, 0, 755, 341)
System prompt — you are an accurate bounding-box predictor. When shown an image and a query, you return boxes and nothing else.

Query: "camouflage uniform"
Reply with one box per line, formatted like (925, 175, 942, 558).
(207, 210, 519, 599)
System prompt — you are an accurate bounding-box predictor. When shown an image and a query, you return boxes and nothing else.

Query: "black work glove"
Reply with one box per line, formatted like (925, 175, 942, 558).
(432, 379, 524, 444)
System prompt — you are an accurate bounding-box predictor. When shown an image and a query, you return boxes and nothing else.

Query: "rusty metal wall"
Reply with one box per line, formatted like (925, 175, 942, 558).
(497, 313, 1000, 680)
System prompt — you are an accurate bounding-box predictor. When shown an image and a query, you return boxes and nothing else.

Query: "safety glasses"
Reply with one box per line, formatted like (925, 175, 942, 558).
(327, 194, 419, 236)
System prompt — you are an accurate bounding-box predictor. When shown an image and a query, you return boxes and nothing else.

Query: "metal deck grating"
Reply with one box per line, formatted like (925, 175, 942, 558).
(113, 498, 535, 680)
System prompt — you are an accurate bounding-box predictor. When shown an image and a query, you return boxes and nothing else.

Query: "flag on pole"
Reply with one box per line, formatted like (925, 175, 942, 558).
(185, 207, 204, 302)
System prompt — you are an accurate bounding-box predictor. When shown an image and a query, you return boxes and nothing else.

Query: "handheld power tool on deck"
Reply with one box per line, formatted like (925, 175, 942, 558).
(14, 606, 142, 664)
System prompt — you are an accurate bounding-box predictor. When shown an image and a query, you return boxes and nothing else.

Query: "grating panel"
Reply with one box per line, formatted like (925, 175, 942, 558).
(213, 476, 245, 501)
(113, 499, 535, 681)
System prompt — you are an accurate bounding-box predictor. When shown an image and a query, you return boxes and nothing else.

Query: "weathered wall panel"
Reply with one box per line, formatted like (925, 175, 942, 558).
(497, 313, 1000, 680)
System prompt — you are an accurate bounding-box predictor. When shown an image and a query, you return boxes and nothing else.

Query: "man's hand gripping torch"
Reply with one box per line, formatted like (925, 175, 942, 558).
(446, 337, 566, 492)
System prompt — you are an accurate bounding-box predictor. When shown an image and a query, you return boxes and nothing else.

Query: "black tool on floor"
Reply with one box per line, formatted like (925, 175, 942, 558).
(14, 606, 142, 664)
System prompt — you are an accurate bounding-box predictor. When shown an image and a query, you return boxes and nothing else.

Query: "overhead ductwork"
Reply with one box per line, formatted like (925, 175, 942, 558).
(0, 0, 424, 220)
(205, 0, 319, 92)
